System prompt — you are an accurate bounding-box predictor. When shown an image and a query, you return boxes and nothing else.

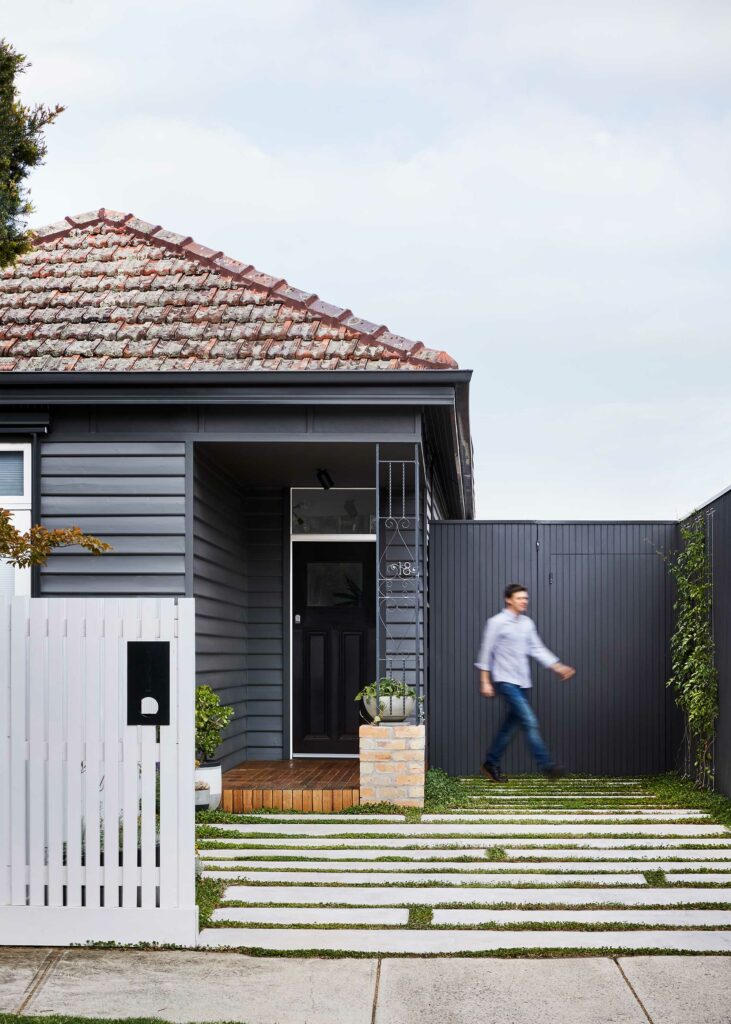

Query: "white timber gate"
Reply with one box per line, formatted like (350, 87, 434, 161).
(0, 597, 198, 945)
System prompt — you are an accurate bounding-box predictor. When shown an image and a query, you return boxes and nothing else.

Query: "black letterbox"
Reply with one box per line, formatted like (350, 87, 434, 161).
(127, 641, 171, 726)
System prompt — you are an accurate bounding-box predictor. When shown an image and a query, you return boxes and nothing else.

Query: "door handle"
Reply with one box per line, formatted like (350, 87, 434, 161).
(294, 614, 301, 624)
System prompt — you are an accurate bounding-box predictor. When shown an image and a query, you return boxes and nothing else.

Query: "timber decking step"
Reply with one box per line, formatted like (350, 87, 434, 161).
(197, 927, 731, 952)
(220, 884, 731, 905)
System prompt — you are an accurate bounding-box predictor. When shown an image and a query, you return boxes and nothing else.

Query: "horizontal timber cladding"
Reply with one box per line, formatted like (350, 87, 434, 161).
(240, 488, 286, 761)
(193, 451, 286, 770)
(429, 521, 677, 777)
(193, 451, 248, 770)
(39, 442, 186, 595)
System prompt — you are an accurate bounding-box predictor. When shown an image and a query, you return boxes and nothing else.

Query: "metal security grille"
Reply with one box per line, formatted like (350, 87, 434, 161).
(375, 444, 423, 721)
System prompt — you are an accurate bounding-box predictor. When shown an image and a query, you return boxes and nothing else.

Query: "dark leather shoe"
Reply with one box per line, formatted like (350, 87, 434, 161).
(543, 764, 565, 780)
(480, 762, 509, 783)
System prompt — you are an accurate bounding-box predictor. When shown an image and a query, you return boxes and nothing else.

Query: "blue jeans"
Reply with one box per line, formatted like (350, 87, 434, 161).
(485, 682, 553, 771)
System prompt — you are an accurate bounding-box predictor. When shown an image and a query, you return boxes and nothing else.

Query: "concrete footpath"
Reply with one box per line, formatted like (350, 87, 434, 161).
(1, 948, 730, 1024)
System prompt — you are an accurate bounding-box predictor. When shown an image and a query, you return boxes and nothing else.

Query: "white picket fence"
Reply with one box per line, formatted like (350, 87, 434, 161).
(0, 597, 198, 945)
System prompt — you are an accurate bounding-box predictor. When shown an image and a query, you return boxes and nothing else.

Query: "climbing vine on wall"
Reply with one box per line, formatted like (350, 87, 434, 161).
(666, 513, 718, 790)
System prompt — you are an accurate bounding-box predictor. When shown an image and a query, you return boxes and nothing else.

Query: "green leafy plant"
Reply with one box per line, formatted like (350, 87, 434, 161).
(354, 677, 416, 702)
(195, 685, 234, 765)
(665, 514, 718, 790)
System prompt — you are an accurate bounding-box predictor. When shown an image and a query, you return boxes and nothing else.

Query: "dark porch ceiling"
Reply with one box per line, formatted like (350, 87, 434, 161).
(197, 441, 414, 489)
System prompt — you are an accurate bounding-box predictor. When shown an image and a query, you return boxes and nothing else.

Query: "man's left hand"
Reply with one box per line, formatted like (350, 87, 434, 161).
(552, 663, 576, 681)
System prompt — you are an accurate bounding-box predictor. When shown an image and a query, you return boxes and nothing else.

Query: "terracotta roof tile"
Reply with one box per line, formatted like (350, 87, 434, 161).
(0, 209, 458, 372)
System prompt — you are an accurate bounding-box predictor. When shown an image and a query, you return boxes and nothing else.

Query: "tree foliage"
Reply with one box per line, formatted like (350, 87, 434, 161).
(0, 37, 64, 269)
(0, 507, 111, 568)
(666, 513, 718, 789)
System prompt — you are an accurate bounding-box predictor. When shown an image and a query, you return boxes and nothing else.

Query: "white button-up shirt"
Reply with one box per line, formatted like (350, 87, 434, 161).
(474, 608, 558, 689)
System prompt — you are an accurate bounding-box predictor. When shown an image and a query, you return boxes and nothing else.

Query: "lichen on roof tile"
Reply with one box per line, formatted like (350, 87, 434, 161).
(0, 210, 458, 372)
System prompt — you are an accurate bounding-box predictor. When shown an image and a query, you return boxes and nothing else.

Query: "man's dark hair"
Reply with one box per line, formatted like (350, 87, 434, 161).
(504, 583, 528, 600)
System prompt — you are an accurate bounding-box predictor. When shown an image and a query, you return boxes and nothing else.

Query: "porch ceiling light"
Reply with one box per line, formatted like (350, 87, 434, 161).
(316, 468, 334, 490)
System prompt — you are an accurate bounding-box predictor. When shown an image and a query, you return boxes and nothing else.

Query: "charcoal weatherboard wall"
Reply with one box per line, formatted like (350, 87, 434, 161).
(193, 452, 286, 769)
(40, 441, 187, 595)
(193, 451, 248, 769)
(429, 520, 677, 776)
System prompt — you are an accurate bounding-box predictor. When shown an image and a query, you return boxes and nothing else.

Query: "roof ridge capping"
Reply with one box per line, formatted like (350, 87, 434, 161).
(29, 208, 458, 369)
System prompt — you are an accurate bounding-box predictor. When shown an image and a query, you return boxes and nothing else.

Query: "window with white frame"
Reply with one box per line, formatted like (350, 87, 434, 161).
(0, 443, 32, 598)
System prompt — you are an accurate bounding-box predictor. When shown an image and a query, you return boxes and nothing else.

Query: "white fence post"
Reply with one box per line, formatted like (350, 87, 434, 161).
(0, 596, 198, 946)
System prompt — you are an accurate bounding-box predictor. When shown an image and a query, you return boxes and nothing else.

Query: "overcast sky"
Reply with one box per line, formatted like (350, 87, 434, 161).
(7, 1, 731, 519)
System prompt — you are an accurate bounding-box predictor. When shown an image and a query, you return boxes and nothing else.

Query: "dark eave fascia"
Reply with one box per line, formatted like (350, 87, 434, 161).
(0, 369, 472, 406)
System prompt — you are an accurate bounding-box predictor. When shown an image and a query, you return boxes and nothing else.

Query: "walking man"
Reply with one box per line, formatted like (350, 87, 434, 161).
(475, 583, 575, 782)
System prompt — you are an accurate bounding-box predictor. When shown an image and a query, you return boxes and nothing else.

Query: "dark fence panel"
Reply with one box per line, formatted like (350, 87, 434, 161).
(429, 520, 677, 776)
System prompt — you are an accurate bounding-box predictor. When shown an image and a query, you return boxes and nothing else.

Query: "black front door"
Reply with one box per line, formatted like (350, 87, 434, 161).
(292, 542, 376, 755)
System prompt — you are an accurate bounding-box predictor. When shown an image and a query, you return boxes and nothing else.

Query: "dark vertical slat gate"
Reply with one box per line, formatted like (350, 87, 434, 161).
(429, 520, 677, 776)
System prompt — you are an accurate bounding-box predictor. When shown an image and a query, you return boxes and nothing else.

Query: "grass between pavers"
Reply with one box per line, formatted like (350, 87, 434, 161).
(206, 879, 731, 889)
(218, 899, 731, 911)
(193, 945, 731, 959)
(196, 828, 726, 841)
(642, 774, 731, 830)
(195, 876, 227, 929)
(196, 839, 731, 851)
(198, 851, 731, 863)
(207, 918, 731, 932)
(202, 864, 730, 876)
(407, 906, 434, 928)
(643, 869, 669, 886)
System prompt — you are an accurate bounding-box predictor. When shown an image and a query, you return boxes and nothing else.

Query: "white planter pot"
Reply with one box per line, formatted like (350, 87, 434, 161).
(195, 763, 222, 810)
(195, 788, 210, 809)
(364, 695, 416, 722)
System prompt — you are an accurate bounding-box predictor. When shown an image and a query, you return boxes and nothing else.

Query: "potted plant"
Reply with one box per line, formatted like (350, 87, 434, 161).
(354, 677, 417, 723)
(195, 685, 234, 810)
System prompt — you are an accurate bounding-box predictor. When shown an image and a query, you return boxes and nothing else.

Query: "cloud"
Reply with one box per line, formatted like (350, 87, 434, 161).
(6, 0, 731, 518)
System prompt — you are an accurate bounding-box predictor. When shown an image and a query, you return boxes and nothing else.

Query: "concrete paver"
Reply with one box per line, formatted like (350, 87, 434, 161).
(220, 883, 731, 905)
(212, 907, 410, 925)
(433, 908, 731, 926)
(375, 957, 646, 1024)
(210, 822, 727, 835)
(502, 846, 731, 859)
(200, 835, 731, 847)
(204, 869, 648, 884)
(200, 857, 731, 872)
(198, 927, 731, 951)
(618, 955, 731, 1024)
(25, 948, 377, 1024)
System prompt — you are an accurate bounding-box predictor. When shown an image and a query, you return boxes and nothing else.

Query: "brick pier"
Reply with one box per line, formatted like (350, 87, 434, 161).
(358, 724, 426, 807)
